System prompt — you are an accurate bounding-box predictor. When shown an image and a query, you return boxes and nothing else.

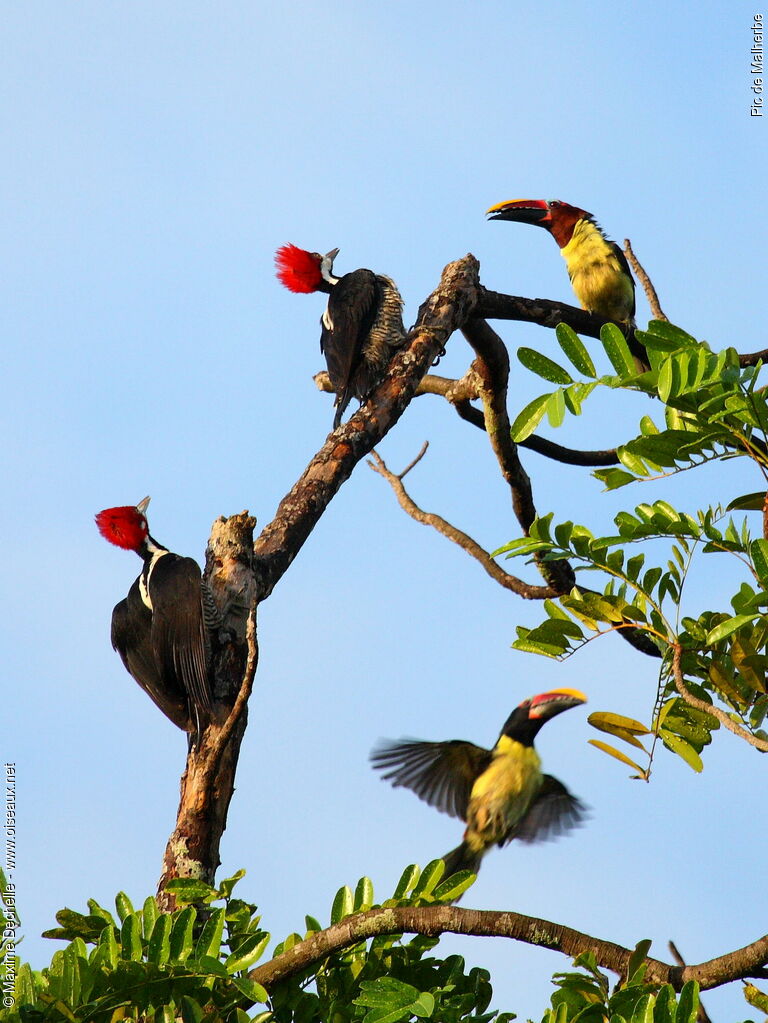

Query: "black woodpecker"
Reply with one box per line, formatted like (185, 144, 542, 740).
(275, 243, 405, 428)
(371, 688, 587, 876)
(96, 497, 216, 739)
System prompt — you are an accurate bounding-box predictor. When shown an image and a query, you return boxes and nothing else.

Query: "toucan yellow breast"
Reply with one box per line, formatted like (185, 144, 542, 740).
(463, 737, 542, 852)
(560, 219, 634, 325)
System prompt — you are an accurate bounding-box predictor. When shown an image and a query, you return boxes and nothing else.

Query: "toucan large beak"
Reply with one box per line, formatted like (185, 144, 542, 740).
(528, 688, 587, 719)
(486, 199, 551, 225)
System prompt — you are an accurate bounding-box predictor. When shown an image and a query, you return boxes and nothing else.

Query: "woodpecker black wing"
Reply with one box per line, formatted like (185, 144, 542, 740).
(321, 269, 379, 412)
(148, 555, 213, 724)
(110, 580, 191, 731)
(507, 774, 588, 845)
(371, 739, 492, 820)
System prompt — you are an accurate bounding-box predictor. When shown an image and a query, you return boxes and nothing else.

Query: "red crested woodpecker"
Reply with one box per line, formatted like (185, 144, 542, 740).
(275, 243, 405, 428)
(371, 688, 587, 876)
(95, 497, 216, 739)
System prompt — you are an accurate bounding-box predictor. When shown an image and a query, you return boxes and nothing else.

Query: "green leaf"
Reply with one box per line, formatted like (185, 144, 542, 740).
(142, 896, 158, 939)
(331, 885, 354, 924)
(600, 323, 637, 377)
(412, 859, 445, 897)
(705, 613, 758, 644)
(433, 870, 476, 902)
(594, 467, 637, 491)
(120, 913, 143, 961)
(556, 323, 597, 377)
(510, 393, 551, 441)
(676, 981, 700, 1023)
(224, 932, 271, 973)
(354, 977, 420, 1008)
(517, 347, 574, 385)
(165, 878, 217, 904)
(659, 730, 704, 772)
(232, 977, 270, 1004)
(169, 906, 196, 962)
(629, 992, 654, 1023)
(147, 913, 172, 966)
(727, 491, 766, 511)
(180, 995, 205, 1023)
(546, 388, 566, 427)
(588, 740, 647, 776)
(392, 864, 420, 900)
(751, 539, 768, 587)
(195, 907, 225, 959)
(354, 876, 375, 912)
(625, 939, 652, 985)
(411, 991, 436, 1017)
(114, 892, 134, 922)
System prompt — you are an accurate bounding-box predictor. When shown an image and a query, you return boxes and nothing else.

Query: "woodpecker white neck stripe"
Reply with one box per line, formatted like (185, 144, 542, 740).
(139, 548, 169, 609)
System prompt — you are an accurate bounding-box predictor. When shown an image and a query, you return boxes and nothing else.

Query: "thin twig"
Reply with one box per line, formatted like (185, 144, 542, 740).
(368, 451, 560, 600)
(671, 644, 768, 752)
(624, 239, 667, 322)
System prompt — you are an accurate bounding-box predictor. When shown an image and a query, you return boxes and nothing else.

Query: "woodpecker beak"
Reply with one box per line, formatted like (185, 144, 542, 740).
(528, 688, 587, 720)
(136, 496, 151, 515)
(486, 199, 551, 226)
(324, 247, 340, 262)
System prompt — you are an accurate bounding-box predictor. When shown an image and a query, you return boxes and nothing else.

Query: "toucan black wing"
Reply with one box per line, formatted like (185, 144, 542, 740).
(509, 774, 588, 845)
(110, 579, 191, 731)
(371, 738, 492, 821)
(609, 241, 637, 321)
(149, 555, 213, 725)
(321, 269, 378, 401)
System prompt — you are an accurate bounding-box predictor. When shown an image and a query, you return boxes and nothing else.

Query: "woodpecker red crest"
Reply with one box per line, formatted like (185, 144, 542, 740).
(95, 500, 150, 552)
(274, 243, 325, 293)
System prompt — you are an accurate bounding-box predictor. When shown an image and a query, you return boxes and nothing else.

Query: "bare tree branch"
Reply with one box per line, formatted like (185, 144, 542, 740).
(368, 450, 559, 600)
(624, 239, 668, 322)
(671, 644, 768, 753)
(249, 903, 768, 994)
(460, 317, 575, 595)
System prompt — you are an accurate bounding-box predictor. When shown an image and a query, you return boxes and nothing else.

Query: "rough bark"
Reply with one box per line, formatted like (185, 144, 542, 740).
(157, 512, 257, 908)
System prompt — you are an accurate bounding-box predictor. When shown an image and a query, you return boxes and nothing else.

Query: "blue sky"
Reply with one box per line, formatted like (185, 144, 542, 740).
(3, 2, 766, 1020)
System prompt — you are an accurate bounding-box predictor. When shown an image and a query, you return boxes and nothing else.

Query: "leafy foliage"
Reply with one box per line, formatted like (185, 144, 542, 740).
(502, 324, 768, 776)
(2, 866, 517, 1023)
(537, 949, 708, 1023)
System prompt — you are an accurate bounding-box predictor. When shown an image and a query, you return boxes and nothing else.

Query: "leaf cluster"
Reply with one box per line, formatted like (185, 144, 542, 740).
(4, 872, 269, 1023)
(500, 323, 768, 775)
(267, 862, 510, 1023)
(538, 947, 708, 1023)
(3, 866, 519, 1023)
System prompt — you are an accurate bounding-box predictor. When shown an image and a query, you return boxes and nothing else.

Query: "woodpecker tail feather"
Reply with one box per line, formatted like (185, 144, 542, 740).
(442, 842, 482, 878)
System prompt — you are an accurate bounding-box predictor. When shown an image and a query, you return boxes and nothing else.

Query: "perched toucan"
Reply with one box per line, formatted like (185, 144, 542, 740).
(371, 688, 587, 876)
(275, 243, 405, 428)
(95, 497, 216, 739)
(486, 199, 636, 331)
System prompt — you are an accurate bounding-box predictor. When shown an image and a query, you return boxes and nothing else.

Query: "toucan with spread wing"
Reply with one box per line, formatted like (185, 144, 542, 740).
(275, 243, 405, 427)
(371, 688, 587, 876)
